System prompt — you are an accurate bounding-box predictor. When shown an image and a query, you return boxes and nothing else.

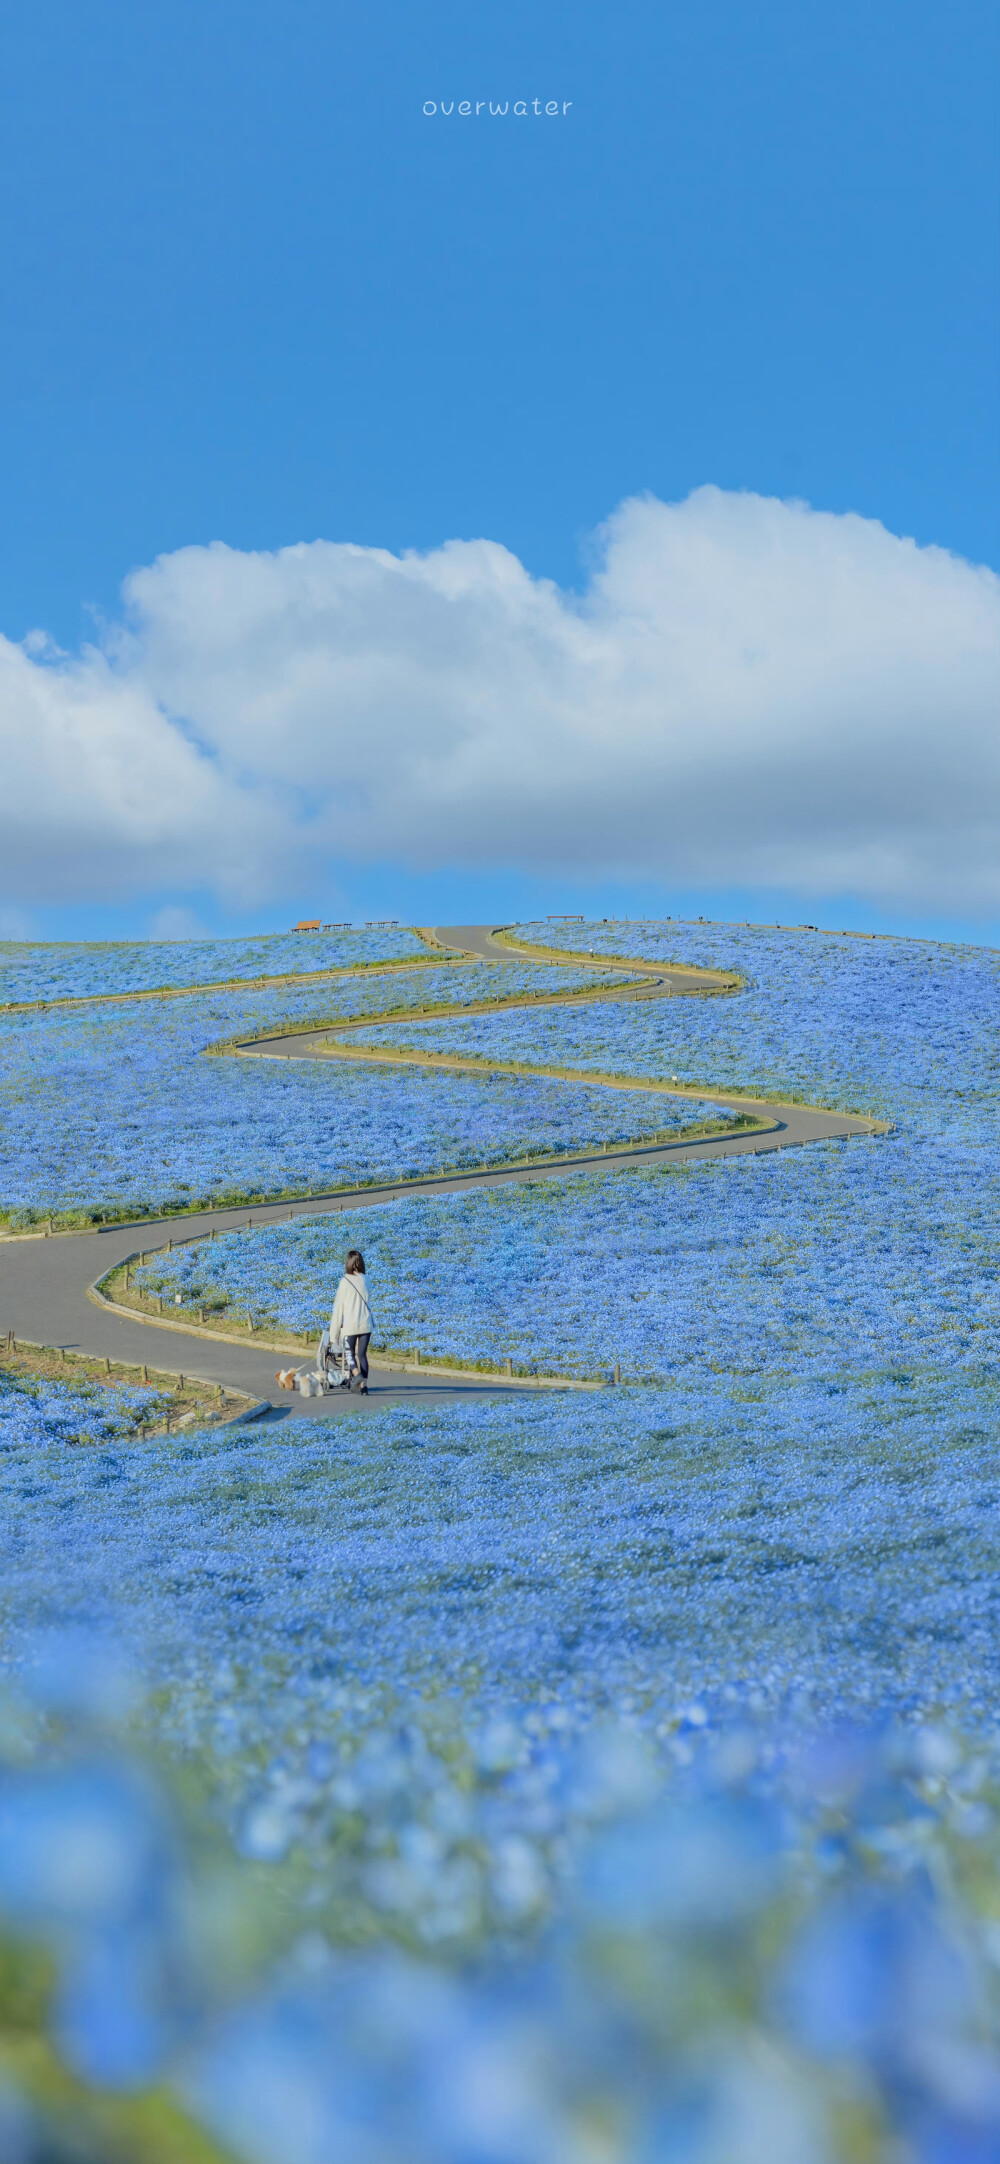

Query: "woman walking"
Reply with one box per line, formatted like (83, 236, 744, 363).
(330, 1249, 375, 1395)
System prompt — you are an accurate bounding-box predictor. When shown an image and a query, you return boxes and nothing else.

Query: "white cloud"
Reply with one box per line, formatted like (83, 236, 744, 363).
(2, 487, 997, 912)
(0, 629, 276, 904)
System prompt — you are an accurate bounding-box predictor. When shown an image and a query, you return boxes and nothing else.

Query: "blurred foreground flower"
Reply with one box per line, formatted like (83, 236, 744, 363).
(2, 1654, 1000, 2160)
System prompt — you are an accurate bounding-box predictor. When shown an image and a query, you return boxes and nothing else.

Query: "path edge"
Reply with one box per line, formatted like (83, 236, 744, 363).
(88, 1282, 606, 1392)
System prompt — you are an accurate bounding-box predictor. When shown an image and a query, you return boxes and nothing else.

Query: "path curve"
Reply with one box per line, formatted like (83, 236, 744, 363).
(0, 925, 887, 1419)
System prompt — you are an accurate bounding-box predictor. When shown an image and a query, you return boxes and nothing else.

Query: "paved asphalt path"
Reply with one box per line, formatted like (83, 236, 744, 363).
(432, 923, 731, 989)
(0, 925, 884, 1421)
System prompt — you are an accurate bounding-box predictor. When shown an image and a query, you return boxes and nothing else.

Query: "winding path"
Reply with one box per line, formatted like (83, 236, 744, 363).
(0, 924, 886, 1420)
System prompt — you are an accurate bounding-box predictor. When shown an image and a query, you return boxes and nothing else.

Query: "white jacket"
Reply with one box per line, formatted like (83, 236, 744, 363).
(330, 1272, 374, 1344)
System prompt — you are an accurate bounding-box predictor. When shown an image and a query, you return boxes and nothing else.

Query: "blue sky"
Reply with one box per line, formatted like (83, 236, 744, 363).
(1, 0, 997, 941)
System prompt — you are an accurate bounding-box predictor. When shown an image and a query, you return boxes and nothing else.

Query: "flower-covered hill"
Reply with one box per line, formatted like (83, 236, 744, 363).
(0, 960, 665, 1227)
(0, 923, 433, 1003)
(144, 1127, 996, 1382)
(3, 915, 1000, 2161)
(4, 1379, 1000, 2164)
(165, 919, 999, 1385)
(504, 918, 999, 1135)
(4, 1370, 1000, 1784)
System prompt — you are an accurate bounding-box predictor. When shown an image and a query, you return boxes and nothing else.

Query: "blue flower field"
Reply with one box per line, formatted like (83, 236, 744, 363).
(361, 918, 999, 1131)
(0, 923, 433, 1003)
(1, 915, 999, 2160)
(3, 1371, 1000, 2159)
(4, 1371, 1000, 1747)
(140, 1128, 996, 1378)
(0, 960, 658, 1225)
(143, 919, 998, 1381)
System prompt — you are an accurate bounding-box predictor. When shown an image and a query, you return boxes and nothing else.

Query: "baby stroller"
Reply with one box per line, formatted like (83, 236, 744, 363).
(275, 1326, 352, 1397)
(319, 1324, 357, 1391)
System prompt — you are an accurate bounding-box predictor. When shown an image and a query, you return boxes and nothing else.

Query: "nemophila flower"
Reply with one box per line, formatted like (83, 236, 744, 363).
(3, 921, 1000, 2156)
(4, 1369, 1000, 1785)
(0, 925, 432, 1003)
(0, 1372, 167, 1450)
(580, 1791, 784, 1933)
(512, 919, 1000, 1140)
(0, 962, 650, 1222)
(135, 920, 997, 1383)
(148, 1127, 999, 1381)
(3, 1676, 1000, 2161)
(0, 1752, 189, 2087)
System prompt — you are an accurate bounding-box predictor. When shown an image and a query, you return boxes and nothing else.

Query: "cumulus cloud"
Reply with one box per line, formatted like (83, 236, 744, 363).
(0, 629, 276, 904)
(2, 487, 997, 912)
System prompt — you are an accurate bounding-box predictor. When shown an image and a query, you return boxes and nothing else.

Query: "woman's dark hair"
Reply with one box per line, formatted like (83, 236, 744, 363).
(345, 1249, 365, 1275)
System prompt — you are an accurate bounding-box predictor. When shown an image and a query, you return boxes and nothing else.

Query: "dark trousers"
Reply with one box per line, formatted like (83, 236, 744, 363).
(347, 1332, 370, 1382)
